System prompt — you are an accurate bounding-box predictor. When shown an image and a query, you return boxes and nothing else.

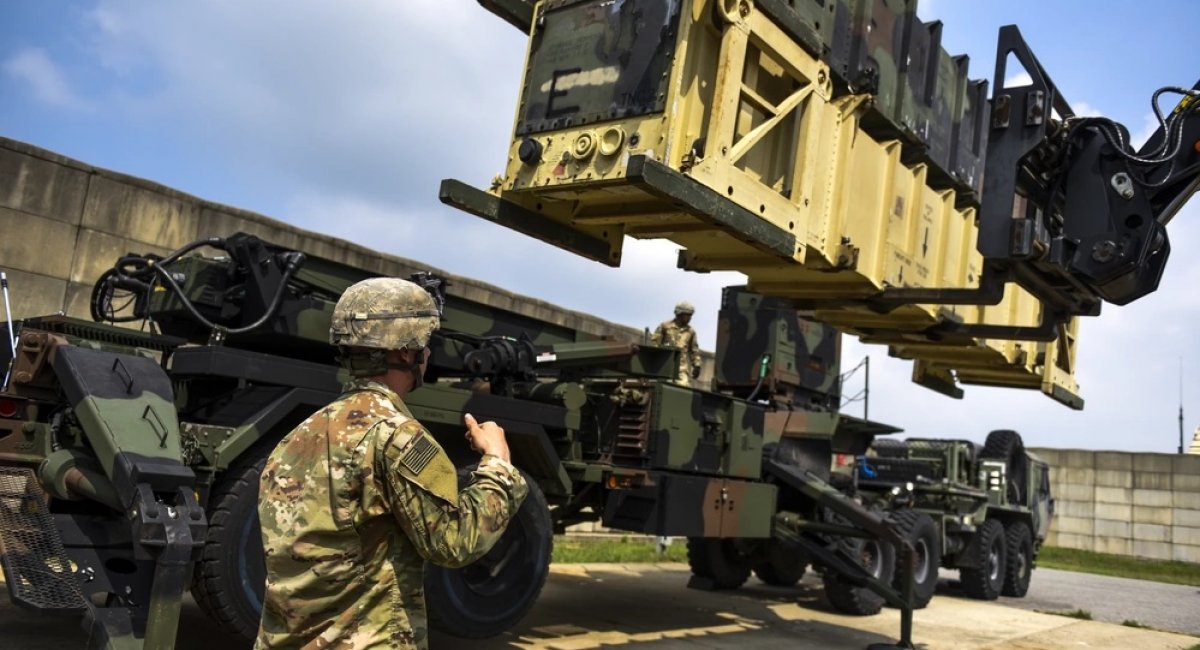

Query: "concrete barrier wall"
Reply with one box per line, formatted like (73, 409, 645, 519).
(0, 136, 657, 344)
(1030, 448, 1200, 563)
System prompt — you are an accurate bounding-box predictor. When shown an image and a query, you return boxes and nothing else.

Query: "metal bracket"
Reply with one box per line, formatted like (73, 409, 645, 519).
(141, 405, 169, 449)
(439, 179, 616, 265)
(111, 358, 135, 394)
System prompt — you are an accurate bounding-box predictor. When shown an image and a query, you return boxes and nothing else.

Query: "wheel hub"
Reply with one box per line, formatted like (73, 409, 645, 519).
(987, 543, 1001, 581)
(913, 539, 930, 579)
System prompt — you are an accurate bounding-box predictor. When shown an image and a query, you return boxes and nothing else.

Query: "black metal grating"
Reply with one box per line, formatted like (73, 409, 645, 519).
(611, 398, 651, 467)
(22, 315, 185, 354)
(0, 467, 87, 612)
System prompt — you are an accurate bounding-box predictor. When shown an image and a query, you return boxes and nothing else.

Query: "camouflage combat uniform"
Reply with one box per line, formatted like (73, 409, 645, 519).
(652, 320, 701, 386)
(256, 378, 528, 649)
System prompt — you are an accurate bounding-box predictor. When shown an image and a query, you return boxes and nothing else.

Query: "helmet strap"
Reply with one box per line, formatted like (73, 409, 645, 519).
(338, 348, 425, 388)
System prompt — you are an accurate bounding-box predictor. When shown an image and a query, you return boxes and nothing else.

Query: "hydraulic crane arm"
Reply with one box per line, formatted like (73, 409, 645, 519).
(976, 28, 1197, 310)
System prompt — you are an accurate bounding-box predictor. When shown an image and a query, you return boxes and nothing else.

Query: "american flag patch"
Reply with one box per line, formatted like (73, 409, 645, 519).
(400, 434, 438, 474)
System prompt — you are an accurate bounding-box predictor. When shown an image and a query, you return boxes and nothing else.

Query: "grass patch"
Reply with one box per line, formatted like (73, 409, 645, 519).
(1036, 608, 1093, 620)
(552, 536, 689, 564)
(1038, 546, 1200, 587)
(1121, 619, 1152, 629)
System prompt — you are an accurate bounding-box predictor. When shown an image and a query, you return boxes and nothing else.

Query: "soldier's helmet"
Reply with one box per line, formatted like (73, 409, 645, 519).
(330, 278, 440, 351)
(674, 301, 695, 315)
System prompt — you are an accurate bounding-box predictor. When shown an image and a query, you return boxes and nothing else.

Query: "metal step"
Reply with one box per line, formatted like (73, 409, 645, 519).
(0, 466, 87, 613)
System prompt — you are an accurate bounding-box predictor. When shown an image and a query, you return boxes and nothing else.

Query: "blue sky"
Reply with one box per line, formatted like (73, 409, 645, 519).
(2, 0, 1198, 452)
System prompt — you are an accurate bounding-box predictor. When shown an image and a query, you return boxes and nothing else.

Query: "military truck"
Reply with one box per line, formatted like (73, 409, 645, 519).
(862, 432, 1053, 607)
(690, 287, 1052, 612)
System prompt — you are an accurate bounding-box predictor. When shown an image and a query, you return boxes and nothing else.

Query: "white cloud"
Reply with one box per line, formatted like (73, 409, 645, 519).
(1004, 71, 1033, 88)
(3, 49, 90, 110)
(1069, 101, 1103, 117)
(81, 0, 525, 209)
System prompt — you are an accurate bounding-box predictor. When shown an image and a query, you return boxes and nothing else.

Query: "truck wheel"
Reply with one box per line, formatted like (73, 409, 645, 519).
(822, 537, 896, 616)
(1002, 521, 1034, 597)
(959, 519, 1006, 600)
(981, 430, 1027, 504)
(686, 538, 753, 589)
(871, 437, 907, 458)
(753, 540, 807, 586)
(425, 469, 552, 638)
(888, 510, 941, 609)
(190, 448, 269, 642)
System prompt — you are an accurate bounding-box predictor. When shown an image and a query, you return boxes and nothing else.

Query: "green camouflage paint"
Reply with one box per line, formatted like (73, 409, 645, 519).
(716, 286, 841, 408)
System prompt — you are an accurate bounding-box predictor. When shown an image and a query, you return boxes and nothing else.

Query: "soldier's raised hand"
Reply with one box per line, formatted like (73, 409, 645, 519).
(464, 413, 511, 462)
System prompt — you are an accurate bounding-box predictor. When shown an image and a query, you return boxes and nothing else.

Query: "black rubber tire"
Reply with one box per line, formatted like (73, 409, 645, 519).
(1002, 521, 1034, 597)
(190, 447, 269, 642)
(960, 518, 1007, 600)
(981, 430, 1027, 505)
(425, 469, 553, 638)
(822, 537, 896, 616)
(752, 540, 807, 587)
(871, 437, 907, 458)
(888, 510, 941, 609)
(686, 538, 753, 589)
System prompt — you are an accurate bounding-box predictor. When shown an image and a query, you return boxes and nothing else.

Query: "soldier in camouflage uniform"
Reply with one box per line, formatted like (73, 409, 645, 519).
(256, 278, 528, 649)
(651, 301, 702, 386)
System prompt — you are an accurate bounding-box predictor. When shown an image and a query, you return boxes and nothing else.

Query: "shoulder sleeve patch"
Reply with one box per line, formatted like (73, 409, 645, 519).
(375, 418, 459, 507)
(400, 434, 438, 475)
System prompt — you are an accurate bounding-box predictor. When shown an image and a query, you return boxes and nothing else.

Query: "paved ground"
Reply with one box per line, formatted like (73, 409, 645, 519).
(2, 564, 1197, 649)
(939, 567, 1200, 637)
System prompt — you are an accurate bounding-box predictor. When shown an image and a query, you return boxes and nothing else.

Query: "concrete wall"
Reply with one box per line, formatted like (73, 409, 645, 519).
(1031, 448, 1200, 563)
(0, 136, 657, 344)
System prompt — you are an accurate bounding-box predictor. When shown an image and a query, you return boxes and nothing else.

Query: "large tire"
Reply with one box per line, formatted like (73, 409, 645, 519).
(982, 430, 1027, 505)
(960, 518, 1006, 600)
(1002, 521, 1034, 597)
(752, 540, 807, 587)
(425, 469, 553, 638)
(822, 537, 896, 616)
(686, 538, 753, 589)
(888, 510, 941, 609)
(190, 448, 269, 642)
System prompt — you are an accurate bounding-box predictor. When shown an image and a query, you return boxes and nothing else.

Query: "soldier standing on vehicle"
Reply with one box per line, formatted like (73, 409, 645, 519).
(256, 278, 528, 649)
(652, 301, 702, 386)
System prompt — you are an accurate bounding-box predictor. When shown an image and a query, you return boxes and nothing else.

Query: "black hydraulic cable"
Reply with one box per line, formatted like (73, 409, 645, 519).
(145, 252, 304, 335)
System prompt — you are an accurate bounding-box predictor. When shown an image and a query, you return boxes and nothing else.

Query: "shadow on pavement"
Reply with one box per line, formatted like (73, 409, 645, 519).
(1, 568, 903, 649)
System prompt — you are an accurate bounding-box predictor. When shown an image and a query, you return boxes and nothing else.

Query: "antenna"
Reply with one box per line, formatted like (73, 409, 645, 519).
(2, 272, 16, 388)
(1180, 358, 1186, 455)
